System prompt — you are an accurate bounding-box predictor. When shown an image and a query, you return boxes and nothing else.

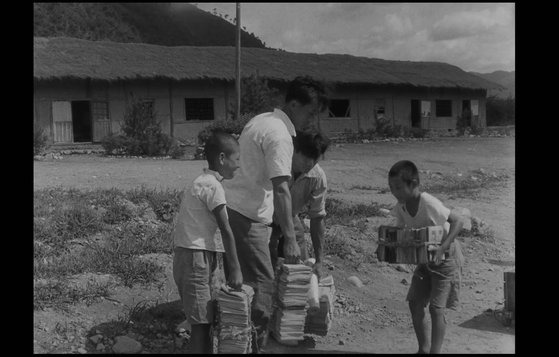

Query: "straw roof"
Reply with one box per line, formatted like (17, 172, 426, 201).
(34, 37, 501, 90)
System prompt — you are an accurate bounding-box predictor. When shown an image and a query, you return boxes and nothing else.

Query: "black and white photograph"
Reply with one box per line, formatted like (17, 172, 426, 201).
(33, 2, 515, 354)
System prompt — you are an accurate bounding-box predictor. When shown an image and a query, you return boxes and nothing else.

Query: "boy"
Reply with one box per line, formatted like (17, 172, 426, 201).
(387, 160, 464, 354)
(172, 130, 243, 354)
(269, 129, 330, 279)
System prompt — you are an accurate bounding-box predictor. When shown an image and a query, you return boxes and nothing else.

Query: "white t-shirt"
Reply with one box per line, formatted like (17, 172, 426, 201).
(172, 169, 226, 252)
(390, 192, 463, 262)
(223, 108, 296, 224)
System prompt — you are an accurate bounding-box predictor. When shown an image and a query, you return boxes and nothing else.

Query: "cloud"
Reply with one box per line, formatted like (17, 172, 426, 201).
(319, 3, 373, 22)
(430, 6, 514, 41)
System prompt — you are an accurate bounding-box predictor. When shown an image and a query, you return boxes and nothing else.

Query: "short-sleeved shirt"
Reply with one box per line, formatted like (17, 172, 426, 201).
(289, 163, 327, 219)
(172, 168, 226, 252)
(223, 108, 296, 224)
(390, 192, 462, 262)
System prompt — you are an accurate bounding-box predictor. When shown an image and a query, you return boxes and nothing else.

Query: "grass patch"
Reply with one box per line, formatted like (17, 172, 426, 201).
(324, 198, 387, 225)
(350, 185, 375, 191)
(422, 170, 510, 197)
(34, 280, 111, 311)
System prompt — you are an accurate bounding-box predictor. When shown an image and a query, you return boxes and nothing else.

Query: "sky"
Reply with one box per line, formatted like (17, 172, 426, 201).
(187, 3, 514, 73)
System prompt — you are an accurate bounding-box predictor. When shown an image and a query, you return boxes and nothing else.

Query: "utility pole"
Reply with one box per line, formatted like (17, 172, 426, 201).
(235, 3, 241, 121)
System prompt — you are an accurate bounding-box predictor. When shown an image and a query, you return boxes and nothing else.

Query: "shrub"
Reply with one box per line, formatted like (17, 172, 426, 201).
(102, 97, 173, 156)
(34, 126, 49, 156)
(168, 141, 186, 159)
(101, 133, 129, 155)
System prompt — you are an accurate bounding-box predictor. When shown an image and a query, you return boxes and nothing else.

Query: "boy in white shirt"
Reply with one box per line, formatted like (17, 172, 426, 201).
(387, 160, 464, 354)
(172, 130, 243, 354)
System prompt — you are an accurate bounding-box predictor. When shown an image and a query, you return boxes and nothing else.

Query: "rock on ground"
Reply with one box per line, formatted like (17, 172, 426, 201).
(112, 335, 142, 354)
(347, 276, 364, 288)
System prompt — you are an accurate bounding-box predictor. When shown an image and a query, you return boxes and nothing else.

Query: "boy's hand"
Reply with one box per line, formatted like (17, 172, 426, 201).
(434, 247, 445, 265)
(227, 269, 243, 291)
(283, 238, 301, 264)
(313, 262, 324, 280)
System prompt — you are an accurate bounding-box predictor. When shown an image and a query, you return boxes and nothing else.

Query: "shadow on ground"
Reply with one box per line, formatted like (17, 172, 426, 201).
(458, 311, 515, 336)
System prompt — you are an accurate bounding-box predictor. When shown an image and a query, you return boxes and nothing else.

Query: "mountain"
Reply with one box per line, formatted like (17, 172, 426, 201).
(469, 70, 515, 98)
(33, 3, 267, 48)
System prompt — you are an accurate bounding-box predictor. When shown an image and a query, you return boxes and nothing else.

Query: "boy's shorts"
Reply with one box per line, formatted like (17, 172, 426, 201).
(173, 247, 218, 325)
(406, 260, 461, 310)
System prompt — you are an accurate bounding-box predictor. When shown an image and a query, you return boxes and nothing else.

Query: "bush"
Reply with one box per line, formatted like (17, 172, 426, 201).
(101, 133, 129, 155)
(197, 116, 251, 146)
(34, 127, 49, 156)
(102, 98, 173, 156)
(486, 95, 515, 126)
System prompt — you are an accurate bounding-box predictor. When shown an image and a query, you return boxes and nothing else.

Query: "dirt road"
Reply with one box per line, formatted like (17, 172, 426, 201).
(33, 137, 515, 354)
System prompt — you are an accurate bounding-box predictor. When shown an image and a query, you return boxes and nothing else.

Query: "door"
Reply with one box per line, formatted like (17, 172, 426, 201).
(411, 99, 421, 128)
(92, 101, 111, 142)
(462, 100, 472, 127)
(71, 101, 92, 142)
(52, 101, 73, 143)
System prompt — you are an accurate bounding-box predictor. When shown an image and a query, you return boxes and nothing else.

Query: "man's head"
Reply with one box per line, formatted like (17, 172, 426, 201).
(283, 76, 329, 130)
(292, 129, 330, 175)
(388, 160, 420, 204)
(204, 130, 240, 180)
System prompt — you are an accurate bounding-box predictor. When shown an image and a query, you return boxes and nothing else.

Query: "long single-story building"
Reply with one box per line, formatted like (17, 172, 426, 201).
(34, 37, 500, 144)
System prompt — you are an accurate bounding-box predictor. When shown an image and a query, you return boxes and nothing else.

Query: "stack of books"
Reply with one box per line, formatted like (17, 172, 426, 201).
(215, 284, 254, 354)
(376, 225, 448, 264)
(270, 263, 313, 345)
(304, 275, 336, 336)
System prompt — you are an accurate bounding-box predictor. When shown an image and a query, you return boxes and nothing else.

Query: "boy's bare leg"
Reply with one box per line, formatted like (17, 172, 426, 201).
(429, 306, 446, 354)
(409, 301, 430, 354)
(190, 324, 212, 354)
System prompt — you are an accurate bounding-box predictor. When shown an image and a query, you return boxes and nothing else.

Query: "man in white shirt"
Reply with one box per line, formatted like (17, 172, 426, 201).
(223, 76, 329, 351)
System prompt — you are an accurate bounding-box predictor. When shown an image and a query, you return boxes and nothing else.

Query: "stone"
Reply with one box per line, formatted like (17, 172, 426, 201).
(400, 278, 409, 285)
(394, 264, 410, 273)
(96, 343, 106, 351)
(347, 276, 364, 288)
(89, 334, 103, 344)
(339, 340, 345, 345)
(77, 347, 87, 354)
(112, 335, 142, 354)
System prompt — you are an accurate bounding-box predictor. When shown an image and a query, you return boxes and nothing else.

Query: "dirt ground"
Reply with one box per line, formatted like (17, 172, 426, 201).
(33, 136, 515, 354)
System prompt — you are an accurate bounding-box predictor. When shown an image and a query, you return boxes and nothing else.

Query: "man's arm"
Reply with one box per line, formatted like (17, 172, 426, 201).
(271, 176, 301, 263)
(213, 204, 243, 289)
(309, 216, 325, 278)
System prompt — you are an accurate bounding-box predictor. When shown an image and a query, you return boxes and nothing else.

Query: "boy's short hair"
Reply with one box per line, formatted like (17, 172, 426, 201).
(389, 160, 420, 187)
(204, 130, 238, 164)
(285, 76, 329, 113)
(293, 129, 330, 161)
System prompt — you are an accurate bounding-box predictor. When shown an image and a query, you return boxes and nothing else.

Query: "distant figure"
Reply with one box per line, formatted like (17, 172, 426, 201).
(386, 160, 465, 354)
(222, 76, 329, 352)
(172, 130, 243, 354)
(269, 129, 331, 279)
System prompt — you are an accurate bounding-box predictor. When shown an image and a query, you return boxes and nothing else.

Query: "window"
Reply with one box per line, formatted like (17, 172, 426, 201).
(374, 99, 385, 120)
(328, 99, 351, 118)
(471, 100, 479, 116)
(435, 100, 452, 117)
(421, 101, 431, 117)
(185, 98, 214, 121)
(140, 99, 155, 115)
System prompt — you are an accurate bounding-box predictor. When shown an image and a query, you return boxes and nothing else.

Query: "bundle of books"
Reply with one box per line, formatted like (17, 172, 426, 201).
(304, 275, 336, 336)
(215, 284, 254, 354)
(270, 263, 313, 345)
(376, 225, 448, 264)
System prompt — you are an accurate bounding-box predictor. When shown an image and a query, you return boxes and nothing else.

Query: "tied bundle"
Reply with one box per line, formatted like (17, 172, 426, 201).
(270, 262, 312, 345)
(215, 284, 254, 354)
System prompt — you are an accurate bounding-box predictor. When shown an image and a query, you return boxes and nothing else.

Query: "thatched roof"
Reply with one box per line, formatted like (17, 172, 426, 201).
(34, 37, 501, 90)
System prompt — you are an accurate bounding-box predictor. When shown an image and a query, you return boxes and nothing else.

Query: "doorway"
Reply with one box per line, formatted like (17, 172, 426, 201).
(411, 99, 421, 128)
(71, 101, 92, 142)
(462, 100, 472, 127)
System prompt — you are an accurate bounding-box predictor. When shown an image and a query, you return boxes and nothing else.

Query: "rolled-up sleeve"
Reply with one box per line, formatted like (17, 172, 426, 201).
(263, 132, 293, 180)
(307, 176, 327, 219)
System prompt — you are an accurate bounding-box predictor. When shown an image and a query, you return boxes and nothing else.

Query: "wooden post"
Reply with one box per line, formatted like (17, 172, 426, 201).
(235, 3, 241, 121)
